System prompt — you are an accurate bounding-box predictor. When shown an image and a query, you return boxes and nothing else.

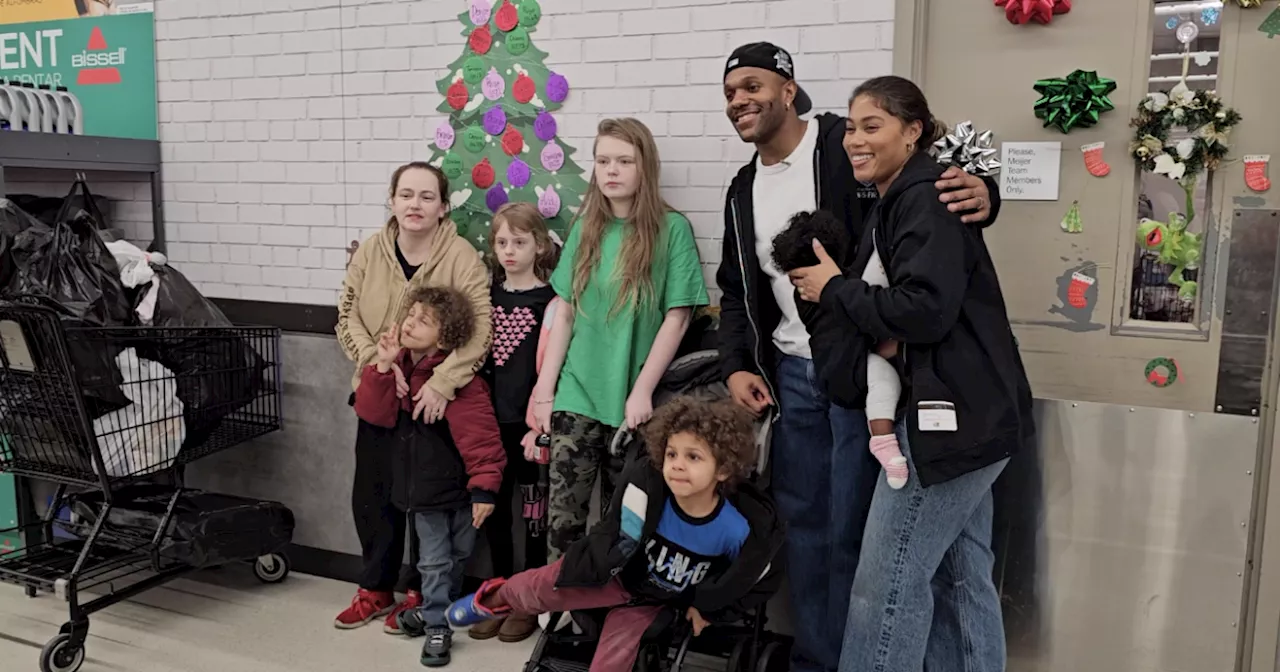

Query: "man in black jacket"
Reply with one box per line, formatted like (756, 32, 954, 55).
(716, 42, 1002, 672)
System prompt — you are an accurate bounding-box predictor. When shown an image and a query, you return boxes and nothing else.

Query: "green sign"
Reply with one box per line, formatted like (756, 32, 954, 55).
(0, 11, 157, 140)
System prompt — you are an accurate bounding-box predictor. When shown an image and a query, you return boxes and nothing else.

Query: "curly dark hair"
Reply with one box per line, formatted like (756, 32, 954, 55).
(405, 286, 475, 352)
(770, 209, 850, 273)
(642, 396, 758, 491)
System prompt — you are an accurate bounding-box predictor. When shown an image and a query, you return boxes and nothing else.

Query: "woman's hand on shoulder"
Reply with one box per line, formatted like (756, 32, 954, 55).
(935, 167, 992, 224)
(413, 384, 449, 423)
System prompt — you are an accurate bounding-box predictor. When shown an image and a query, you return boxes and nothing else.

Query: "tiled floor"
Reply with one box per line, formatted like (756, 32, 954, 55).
(0, 565, 536, 672)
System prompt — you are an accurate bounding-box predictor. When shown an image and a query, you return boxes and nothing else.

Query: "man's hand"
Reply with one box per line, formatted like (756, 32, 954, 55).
(935, 167, 992, 224)
(472, 502, 495, 529)
(788, 239, 842, 303)
(686, 607, 710, 637)
(727, 371, 772, 415)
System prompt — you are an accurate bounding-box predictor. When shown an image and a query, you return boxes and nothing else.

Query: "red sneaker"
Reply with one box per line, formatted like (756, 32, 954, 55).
(384, 590, 424, 634)
(334, 589, 395, 629)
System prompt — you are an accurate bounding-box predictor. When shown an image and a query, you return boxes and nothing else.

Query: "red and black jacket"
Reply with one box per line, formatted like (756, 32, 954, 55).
(354, 349, 505, 511)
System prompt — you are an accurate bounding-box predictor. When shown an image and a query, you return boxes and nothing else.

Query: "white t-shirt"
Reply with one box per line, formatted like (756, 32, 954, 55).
(752, 118, 820, 359)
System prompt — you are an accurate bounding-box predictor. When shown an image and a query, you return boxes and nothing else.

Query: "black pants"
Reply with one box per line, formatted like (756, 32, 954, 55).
(485, 422, 548, 578)
(352, 418, 421, 593)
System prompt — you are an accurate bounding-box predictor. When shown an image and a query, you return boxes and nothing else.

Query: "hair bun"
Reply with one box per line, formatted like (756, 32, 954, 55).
(925, 116, 949, 148)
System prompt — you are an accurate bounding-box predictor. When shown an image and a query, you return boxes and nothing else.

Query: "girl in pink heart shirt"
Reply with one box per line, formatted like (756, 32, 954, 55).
(474, 202, 564, 642)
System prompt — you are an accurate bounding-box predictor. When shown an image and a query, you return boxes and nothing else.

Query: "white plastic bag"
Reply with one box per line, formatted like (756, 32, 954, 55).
(104, 240, 167, 324)
(92, 348, 186, 478)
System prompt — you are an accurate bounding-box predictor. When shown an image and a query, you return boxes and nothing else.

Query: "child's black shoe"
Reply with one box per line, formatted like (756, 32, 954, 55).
(421, 627, 453, 667)
(396, 608, 428, 638)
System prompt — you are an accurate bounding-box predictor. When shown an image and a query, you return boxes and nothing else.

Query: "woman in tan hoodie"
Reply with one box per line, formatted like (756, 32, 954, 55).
(334, 162, 493, 633)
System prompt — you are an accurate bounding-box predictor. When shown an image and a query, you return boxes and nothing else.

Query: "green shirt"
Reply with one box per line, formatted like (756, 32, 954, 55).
(550, 211, 709, 428)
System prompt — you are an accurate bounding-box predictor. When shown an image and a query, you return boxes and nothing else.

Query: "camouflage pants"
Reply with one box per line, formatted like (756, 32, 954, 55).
(547, 411, 624, 561)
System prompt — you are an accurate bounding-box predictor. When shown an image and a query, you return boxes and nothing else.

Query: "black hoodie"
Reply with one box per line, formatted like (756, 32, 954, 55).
(556, 456, 786, 622)
(822, 152, 1034, 486)
(715, 113, 1003, 396)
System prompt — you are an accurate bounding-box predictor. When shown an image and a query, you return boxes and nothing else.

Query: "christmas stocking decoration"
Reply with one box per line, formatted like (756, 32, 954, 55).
(1081, 142, 1110, 177)
(1245, 155, 1271, 192)
(1067, 271, 1095, 309)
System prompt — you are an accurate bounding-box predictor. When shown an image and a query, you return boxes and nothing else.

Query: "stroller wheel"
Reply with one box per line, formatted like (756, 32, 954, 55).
(754, 641, 790, 672)
(253, 553, 290, 583)
(726, 639, 748, 672)
(40, 633, 85, 672)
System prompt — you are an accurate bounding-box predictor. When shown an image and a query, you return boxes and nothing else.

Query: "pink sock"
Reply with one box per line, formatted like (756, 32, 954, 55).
(869, 434, 909, 490)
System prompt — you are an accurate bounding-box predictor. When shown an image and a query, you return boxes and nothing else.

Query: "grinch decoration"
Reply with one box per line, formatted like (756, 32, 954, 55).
(428, 0, 588, 250)
(1136, 213, 1202, 301)
(994, 0, 1071, 25)
(1032, 70, 1116, 133)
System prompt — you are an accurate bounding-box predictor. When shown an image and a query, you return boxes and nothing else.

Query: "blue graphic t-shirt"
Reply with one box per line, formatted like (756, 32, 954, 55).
(622, 495, 750, 601)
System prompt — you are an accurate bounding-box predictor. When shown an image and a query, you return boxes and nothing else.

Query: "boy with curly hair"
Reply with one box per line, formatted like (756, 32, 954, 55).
(444, 396, 785, 672)
(354, 286, 506, 667)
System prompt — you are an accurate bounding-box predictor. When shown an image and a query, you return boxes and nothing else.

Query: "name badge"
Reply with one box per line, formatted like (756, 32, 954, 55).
(917, 401, 958, 432)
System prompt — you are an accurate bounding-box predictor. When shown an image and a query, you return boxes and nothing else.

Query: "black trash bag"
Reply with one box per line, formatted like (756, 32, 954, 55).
(73, 485, 295, 569)
(7, 192, 113, 230)
(133, 265, 268, 450)
(0, 198, 43, 290)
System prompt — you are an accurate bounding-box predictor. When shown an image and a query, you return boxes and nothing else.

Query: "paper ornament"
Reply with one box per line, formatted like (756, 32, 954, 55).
(519, 0, 542, 27)
(486, 183, 510, 212)
(1061, 200, 1082, 233)
(1245, 155, 1272, 192)
(441, 152, 464, 179)
(1033, 70, 1116, 134)
(1145, 357, 1179, 388)
(507, 158, 531, 188)
(483, 106, 507, 135)
(541, 141, 565, 172)
(495, 0, 519, 31)
(447, 80, 469, 110)
(534, 111, 557, 142)
(931, 121, 1000, 176)
(506, 26, 531, 55)
(546, 72, 569, 103)
(1262, 6, 1280, 38)
(469, 0, 491, 26)
(482, 68, 505, 100)
(1081, 143, 1110, 177)
(502, 126, 525, 156)
(994, 0, 1071, 25)
(469, 24, 493, 54)
(463, 56, 486, 84)
(435, 122, 456, 150)
(463, 125, 487, 153)
(513, 73, 536, 104)
(472, 158, 496, 189)
(1067, 271, 1095, 309)
(538, 186, 561, 218)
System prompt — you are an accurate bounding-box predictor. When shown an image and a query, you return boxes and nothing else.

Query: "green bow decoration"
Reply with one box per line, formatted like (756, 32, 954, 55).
(1033, 70, 1118, 134)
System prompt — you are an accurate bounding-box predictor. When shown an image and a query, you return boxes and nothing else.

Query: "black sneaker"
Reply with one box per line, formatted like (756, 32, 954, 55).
(421, 627, 452, 667)
(396, 608, 428, 638)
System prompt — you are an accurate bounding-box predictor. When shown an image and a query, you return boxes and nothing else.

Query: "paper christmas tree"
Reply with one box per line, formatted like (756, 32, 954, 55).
(428, 0, 589, 251)
(1260, 5, 1280, 38)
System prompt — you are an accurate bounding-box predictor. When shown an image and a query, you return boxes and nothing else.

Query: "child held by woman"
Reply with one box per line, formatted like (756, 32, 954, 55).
(447, 397, 785, 672)
(353, 286, 506, 667)
(472, 202, 564, 642)
(770, 210, 908, 488)
(531, 118, 710, 561)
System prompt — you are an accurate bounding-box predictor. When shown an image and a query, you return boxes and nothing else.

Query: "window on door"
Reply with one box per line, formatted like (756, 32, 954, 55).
(1128, 0, 1223, 327)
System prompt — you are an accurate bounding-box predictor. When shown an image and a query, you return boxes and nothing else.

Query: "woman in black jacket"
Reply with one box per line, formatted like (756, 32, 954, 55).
(789, 76, 1033, 672)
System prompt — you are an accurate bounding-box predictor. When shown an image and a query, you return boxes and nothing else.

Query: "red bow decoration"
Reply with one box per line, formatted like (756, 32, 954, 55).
(994, 0, 1071, 25)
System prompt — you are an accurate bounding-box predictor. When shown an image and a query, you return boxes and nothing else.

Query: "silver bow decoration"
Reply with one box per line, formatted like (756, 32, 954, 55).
(932, 121, 1001, 176)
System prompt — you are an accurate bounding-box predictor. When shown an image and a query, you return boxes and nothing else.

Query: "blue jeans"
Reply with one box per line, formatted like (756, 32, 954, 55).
(839, 425, 1008, 672)
(772, 354, 880, 672)
(414, 508, 478, 627)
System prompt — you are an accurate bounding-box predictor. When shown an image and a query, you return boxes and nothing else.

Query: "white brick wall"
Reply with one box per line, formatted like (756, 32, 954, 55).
(148, 0, 894, 304)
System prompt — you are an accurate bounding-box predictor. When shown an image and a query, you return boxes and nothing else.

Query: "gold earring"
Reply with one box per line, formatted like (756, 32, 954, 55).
(907, 142, 915, 153)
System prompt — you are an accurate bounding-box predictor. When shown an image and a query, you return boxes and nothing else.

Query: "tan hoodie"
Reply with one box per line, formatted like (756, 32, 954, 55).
(336, 218, 492, 399)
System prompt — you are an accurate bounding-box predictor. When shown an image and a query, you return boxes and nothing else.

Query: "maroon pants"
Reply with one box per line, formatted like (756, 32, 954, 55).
(498, 558, 664, 672)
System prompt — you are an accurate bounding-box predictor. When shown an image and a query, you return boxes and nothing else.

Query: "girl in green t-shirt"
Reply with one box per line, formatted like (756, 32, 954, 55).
(530, 118, 710, 561)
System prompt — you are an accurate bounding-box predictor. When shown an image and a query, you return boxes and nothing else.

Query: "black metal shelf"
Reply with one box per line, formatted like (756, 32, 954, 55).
(0, 131, 166, 251)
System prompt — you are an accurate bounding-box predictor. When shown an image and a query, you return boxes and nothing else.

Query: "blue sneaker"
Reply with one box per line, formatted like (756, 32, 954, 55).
(446, 578, 509, 627)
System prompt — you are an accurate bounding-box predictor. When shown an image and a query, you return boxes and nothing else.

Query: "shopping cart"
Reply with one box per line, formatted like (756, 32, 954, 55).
(0, 300, 286, 672)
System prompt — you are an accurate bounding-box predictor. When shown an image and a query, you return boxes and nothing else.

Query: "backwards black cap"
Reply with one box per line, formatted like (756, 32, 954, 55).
(724, 42, 812, 115)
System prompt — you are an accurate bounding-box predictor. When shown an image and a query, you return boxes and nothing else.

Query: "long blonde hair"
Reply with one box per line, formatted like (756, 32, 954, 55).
(571, 118, 671, 316)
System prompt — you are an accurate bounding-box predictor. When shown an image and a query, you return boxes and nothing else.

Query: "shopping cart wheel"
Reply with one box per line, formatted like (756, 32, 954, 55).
(253, 553, 290, 583)
(39, 633, 85, 672)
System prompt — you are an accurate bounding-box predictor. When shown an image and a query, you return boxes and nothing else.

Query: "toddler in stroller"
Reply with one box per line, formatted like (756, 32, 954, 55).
(447, 374, 786, 672)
